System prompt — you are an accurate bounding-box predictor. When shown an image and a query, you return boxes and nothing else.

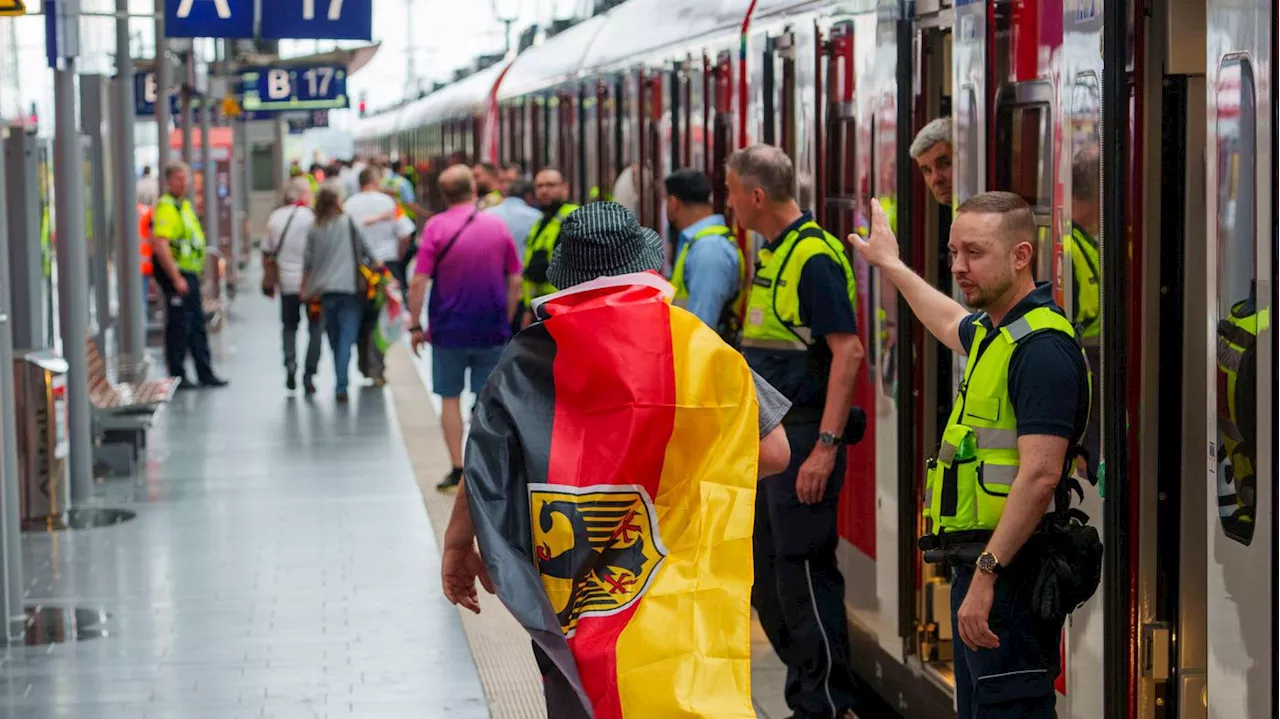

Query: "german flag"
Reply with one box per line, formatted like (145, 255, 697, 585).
(465, 275, 759, 718)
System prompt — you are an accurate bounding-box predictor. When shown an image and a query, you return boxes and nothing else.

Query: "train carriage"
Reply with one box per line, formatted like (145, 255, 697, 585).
(354, 2, 1277, 717)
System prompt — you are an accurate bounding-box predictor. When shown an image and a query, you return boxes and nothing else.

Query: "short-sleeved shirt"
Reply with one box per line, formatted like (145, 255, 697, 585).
(415, 204, 522, 348)
(752, 371, 790, 437)
(956, 282, 1089, 440)
(744, 212, 859, 411)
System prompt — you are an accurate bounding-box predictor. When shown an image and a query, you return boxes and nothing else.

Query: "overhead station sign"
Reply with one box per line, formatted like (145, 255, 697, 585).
(164, 0, 371, 40)
(240, 64, 348, 112)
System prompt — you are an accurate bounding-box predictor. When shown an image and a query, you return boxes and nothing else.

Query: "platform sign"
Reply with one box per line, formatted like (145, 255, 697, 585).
(260, 0, 372, 41)
(165, 0, 255, 39)
(135, 71, 182, 117)
(240, 65, 348, 112)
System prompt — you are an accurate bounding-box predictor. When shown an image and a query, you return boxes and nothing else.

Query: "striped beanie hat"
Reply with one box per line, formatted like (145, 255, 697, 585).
(547, 202, 665, 290)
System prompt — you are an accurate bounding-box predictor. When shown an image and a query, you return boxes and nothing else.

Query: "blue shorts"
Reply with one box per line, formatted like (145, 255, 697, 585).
(431, 345, 504, 398)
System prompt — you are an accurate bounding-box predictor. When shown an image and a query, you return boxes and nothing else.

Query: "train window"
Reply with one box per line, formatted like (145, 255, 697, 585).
(1068, 73, 1102, 348)
(1213, 56, 1258, 546)
(994, 82, 1052, 211)
(955, 85, 980, 204)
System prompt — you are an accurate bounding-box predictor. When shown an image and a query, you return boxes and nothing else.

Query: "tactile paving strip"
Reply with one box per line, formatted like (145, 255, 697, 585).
(386, 345, 549, 719)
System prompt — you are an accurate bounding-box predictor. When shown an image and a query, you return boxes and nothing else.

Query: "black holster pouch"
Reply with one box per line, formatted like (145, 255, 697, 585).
(1027, 508, 1103, 622)
(1026, 444, 1104, 621)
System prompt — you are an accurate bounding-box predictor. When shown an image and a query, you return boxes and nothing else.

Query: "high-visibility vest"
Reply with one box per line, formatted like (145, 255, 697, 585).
(522, 203, 579, 304)
(40, 209, 51, 278)
(477, 190, 504, 211)
(671, 222, 745, 333)
(742, 219, 857, 351)
(383, 175, 417, 220)
(923, 307, 1088, 534)
(1065, 224, 1101, 341)
(137, 204, 155, 276)
(153, 194, 206, 274)
(1215, 299, 1268, 531)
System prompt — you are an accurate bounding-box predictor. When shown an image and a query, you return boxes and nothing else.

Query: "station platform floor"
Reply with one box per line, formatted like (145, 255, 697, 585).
(0, 284, 794, 718)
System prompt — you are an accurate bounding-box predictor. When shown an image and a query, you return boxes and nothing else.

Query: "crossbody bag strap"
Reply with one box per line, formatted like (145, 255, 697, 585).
(430, 211, 478, 281)
(266, 207, 302, 258)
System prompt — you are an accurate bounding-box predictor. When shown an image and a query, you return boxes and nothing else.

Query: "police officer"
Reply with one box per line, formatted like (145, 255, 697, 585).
(665, 169, 743, 340)
(520, 168, 579, 328)
(852, 192, 1089, 718)
(727, 145, 864, 719)
(151, 162, 227, 389)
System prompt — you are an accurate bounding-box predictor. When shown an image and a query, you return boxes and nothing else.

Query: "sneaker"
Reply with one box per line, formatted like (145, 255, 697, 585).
(437, 468, 464, 491)
(335, 391, 349, 404)
(371, 376, 387, 388)
(286, 374, 297, 391)
(303, 376, 317, 396)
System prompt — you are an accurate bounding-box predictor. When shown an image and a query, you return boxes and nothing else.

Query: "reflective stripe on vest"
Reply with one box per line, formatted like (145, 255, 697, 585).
(924, 306, 1088, 534)
(671, 223, 745, 306)
(522, 203, 579, 303)
(1066, 225, 1101, 340)
(154, 194, 207, 274)
(742, 221, 857, 351)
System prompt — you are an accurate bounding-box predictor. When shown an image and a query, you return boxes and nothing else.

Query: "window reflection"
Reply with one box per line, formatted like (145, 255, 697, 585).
(1214, 58, 1259, 546)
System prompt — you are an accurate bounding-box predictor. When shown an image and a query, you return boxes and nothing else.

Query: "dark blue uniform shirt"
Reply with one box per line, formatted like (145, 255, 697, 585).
(957, 282, 1089, 440)
(745, 212, 858, 411)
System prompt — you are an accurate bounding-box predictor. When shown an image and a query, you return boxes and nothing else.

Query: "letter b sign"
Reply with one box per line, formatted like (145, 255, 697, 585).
(266, 69, 292, 100)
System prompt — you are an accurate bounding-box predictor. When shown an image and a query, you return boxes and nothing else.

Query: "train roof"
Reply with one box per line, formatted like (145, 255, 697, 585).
(355, 0, 846, 135)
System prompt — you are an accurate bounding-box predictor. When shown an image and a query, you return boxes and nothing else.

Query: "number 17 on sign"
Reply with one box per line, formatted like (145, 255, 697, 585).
(302, 0, 343, 20)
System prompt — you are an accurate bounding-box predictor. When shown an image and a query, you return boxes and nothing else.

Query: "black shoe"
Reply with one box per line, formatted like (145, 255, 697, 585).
(335, 391, 349, 404)
(436, 468, 464, 491)
(199, 376, 230, 388)
(303, 376, 317, 396)
(286, 374, 297, 391)
(175, 377, 197, 391)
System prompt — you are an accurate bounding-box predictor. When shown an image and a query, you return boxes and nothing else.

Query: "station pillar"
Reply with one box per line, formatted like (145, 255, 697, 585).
(114, 0, 145, 372)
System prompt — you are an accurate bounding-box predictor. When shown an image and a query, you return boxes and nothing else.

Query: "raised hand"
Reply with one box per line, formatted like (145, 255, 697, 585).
(848, 199, 902, 270)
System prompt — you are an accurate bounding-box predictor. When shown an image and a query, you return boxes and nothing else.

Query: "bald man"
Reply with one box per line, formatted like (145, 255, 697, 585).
(520, 168, 579, 327)
(408, 165, 523, 490)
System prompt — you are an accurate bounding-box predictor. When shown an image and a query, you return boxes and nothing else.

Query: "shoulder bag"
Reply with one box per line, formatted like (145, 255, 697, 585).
(348, 215, 373, 298)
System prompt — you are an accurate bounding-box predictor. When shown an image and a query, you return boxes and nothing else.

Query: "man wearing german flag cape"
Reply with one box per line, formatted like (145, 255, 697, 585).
(442, 202, 794, 718)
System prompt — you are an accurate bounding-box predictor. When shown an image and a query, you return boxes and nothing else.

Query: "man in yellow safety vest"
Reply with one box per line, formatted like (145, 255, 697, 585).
(151, 161, 227, 388)
(664, 168, 743, 343)
(852, 192, 1095, 719)
(520, 168, 579, 327)
(729, 144, 865, 719)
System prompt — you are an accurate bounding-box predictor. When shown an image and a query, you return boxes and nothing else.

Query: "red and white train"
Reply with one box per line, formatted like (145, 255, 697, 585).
(356, 1, 1276, 718)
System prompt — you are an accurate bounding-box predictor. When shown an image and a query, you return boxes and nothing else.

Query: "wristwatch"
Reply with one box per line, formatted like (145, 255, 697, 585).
(976, 551, 1002, 575)
(818, 431, 842, 448)
(409, 325, 424, 334)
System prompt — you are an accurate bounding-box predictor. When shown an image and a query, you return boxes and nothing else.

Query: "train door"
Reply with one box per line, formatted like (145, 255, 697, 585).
(638, 68, 665, 233)
(556, 88, 577, 200)
(761, 29, 798, 164)
(1203, 2, 1275, 718)
(911, 6, 958, 693)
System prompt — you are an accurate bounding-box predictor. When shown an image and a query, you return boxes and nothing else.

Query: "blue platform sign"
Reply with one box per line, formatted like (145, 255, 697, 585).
(260, 0, 372, 41)
(165, 0, 255, 39)
(240, 64, 349, 112)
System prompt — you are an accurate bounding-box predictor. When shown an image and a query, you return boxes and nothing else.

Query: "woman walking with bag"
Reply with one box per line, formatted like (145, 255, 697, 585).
(263, 178, 323, 394)
(300, 185, 379, 403)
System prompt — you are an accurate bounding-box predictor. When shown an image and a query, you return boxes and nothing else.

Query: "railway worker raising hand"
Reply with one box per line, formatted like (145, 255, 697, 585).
(851, 193, 1095, 719)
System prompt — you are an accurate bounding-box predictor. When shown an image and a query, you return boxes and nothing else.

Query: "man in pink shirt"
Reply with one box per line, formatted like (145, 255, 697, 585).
(408, 165, 523, 490)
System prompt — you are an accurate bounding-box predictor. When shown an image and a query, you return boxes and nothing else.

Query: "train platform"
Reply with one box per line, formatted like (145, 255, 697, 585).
(0, 284, 798, 719)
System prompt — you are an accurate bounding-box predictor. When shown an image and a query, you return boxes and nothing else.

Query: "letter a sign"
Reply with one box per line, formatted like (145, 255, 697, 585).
(165, 0, 254, 38)
(0, 0, 26, 17)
